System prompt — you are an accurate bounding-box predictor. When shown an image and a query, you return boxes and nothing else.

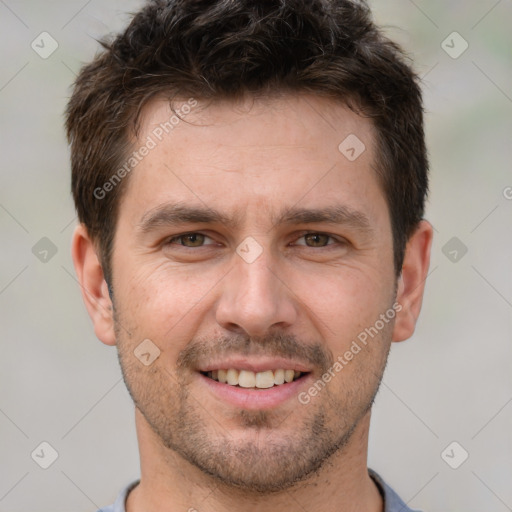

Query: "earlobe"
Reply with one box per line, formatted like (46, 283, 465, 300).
(71, 224, 116, 346)
(392, 220, 433, 342)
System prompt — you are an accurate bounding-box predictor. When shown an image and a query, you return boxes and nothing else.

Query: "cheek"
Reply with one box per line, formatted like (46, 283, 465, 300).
(113, 260, 214, 348)
(293, 265, 393, 346)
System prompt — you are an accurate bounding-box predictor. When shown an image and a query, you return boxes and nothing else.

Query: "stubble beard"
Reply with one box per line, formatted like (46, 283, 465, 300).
(114, 313, 392, 494)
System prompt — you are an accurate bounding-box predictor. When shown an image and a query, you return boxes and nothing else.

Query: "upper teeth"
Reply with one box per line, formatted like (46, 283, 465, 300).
(206, 369, 302, 388)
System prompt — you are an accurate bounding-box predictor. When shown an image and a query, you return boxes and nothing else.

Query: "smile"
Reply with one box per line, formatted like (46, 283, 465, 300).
(201, 369, 306, 389)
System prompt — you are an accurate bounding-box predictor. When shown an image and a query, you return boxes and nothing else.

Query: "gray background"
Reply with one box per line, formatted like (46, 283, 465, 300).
(1, 1, 511, 510)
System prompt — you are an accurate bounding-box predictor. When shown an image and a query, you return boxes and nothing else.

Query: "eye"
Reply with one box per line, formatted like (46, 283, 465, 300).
(164, 231, 346, 250)
(293, 232, 344, 248)
(166, 232, 216, 247)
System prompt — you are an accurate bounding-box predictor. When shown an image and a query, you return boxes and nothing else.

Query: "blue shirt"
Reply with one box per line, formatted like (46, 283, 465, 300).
(97, 469, 422, 512)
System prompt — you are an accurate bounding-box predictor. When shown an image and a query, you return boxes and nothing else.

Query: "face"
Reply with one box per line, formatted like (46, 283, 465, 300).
(109, 94, 398, 492)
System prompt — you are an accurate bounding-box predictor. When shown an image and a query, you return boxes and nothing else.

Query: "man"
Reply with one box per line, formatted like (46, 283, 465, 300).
(66, 0, 433, 510)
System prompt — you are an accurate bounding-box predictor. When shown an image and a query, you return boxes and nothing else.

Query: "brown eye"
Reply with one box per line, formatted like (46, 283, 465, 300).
(303, 233, 331, 247)
(168, 233, 209, 247)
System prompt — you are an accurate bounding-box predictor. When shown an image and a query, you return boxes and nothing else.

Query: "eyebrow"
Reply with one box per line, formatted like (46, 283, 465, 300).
(137, 201, 374, 235)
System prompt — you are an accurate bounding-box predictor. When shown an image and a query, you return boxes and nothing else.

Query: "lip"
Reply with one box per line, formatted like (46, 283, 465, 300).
(197, 357, 313, 374)
(198, 371, 313, 410)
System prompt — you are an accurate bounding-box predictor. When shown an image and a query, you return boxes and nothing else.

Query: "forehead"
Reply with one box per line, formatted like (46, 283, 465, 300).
(120, 93, 387, 233)
(138, 93, 375, 162)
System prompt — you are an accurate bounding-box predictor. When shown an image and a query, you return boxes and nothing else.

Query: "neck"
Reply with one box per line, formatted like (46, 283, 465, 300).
(126, 409, 383, 512)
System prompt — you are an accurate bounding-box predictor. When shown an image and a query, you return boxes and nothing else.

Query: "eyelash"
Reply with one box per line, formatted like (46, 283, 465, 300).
(165, 231, 346, 249)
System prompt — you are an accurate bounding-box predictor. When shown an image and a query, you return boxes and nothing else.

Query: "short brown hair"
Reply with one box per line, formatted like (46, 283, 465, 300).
(66, 0, 428, 285)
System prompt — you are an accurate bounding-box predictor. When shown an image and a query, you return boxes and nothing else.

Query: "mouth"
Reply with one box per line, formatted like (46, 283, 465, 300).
(200, 368, 308, 389)
(197, 360, 313, 410)
(196, 357, 314, 409)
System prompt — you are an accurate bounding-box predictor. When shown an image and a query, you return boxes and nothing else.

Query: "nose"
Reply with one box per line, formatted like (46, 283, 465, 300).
(215, 250, 298, 338)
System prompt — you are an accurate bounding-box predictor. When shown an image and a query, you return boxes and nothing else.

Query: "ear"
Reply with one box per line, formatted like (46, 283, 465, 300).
(71, 224, 116, 346)
(392, 220, 433, 342)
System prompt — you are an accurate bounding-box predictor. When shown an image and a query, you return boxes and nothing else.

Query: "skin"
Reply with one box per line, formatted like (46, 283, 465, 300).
(72, 94, 433, 512)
